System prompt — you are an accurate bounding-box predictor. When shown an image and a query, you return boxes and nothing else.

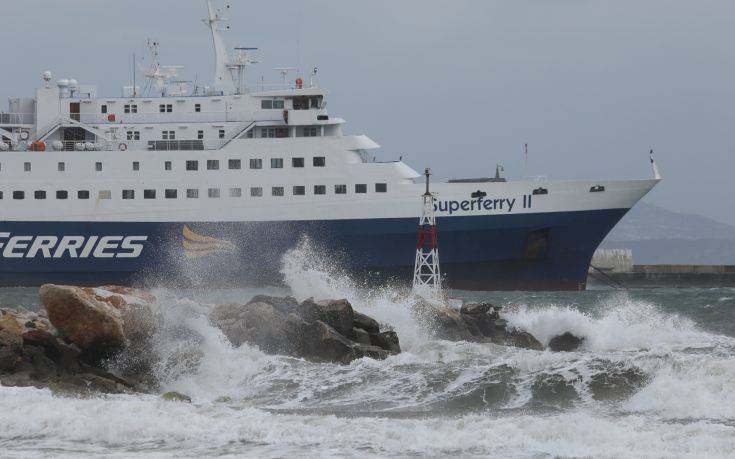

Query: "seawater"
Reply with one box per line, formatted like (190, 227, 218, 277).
(1, 248, 734, 458)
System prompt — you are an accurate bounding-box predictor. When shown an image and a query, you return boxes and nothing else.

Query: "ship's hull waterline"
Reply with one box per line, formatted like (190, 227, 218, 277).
(0, 208, 627, 290)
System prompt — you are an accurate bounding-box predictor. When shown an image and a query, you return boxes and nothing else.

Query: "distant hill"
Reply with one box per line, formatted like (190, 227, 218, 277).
(600, 203, 735, 265)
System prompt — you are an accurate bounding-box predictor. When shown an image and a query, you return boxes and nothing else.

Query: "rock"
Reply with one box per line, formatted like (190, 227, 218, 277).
(296, 299, 354, 336)
(430, 308, 476, 341)
(370, 331, 401, 354)
(162, 391, 192, 403)
(548, 332, 585, 352)
(353, 312, 380, 334)
(39, 284, 154, 360)
(0, 346, 19, 372)
(0, 328, 23, 351)
(351, 327, 373, 346)
(504, 329, 544, 351)
(299, 320, 358, 364)
(460, 302, 496, 316)
(354, 345, 389, 360)
(248, 295, 299, 315)
(589, 364, 647, 400)
(211, 296, 399, 364)
(315, 299, 354, 336)
(211, 302, 288, 353)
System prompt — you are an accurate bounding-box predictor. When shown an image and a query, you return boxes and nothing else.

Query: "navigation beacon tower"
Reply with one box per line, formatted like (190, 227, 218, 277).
(412, 168, 443, 300)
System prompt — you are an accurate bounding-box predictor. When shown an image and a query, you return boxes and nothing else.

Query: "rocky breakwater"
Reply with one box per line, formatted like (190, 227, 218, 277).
(210, 295, 401, 364)
(416, 301, 546, 350)
(0, 284, 155, 394)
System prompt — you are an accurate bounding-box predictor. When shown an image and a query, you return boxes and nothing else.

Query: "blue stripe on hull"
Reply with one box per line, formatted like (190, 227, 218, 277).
(0, 208, 628, 290)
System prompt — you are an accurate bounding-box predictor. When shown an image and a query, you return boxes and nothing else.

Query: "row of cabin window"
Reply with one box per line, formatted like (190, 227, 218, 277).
(127, 130, 227, 141)
(127, 127, 317, 141)
(0, 184, 388, 200)
(13, 157, 324, 173)
(115, 103, 218, 115)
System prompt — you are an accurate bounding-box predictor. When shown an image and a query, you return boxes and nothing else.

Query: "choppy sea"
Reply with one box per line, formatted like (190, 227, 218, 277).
(1, 251, 734, 458)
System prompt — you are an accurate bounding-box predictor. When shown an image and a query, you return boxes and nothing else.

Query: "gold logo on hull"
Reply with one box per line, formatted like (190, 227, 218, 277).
(182, 225, 237, 259)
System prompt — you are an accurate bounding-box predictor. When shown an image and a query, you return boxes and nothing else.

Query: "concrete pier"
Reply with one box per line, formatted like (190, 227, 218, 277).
(589, 265, 735, 288)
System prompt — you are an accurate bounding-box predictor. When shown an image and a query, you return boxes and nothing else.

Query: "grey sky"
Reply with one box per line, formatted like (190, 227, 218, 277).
(1, 0, 733, 224)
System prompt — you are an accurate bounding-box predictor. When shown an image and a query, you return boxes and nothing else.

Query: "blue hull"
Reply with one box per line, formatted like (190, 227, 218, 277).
(0, 208, 628, 290)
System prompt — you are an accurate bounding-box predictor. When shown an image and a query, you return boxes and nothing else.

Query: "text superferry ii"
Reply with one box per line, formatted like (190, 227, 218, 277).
(0, 1, 659, 290)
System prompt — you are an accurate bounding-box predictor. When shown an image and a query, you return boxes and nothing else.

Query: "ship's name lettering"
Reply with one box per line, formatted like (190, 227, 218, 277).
(0, 233, 148, 259)
(434, 195, 532, 215)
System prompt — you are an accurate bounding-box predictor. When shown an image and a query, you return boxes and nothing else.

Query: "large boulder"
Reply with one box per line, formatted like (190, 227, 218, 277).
(211, 296, 400, 364)
(210, 302, 289, 353)
(415, 300, 543, 351)
(548, 332, 585, 352)
(39, 284, 154, 360)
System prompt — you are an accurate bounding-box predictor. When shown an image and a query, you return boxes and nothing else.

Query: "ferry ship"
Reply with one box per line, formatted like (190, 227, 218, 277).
(0, 1, 659, 291)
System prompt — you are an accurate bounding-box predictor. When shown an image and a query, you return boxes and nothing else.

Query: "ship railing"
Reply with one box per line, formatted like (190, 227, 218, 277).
(70, 111, 262, 125)
(0, 113, 34, 125)
(37, 139, 224, 152)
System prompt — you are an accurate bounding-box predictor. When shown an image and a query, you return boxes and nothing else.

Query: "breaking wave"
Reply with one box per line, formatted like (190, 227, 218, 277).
(1, 242, 734, 457)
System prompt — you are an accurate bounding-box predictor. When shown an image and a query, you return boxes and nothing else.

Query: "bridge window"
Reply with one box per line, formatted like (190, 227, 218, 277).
(230, 187, 242, 198)
(375, 183, 387, 193)
(34, 191, 46, 200)
(261, 100, 273, 109)
(186, 160, 198, 171)
(207, 160, 220, 170)
(250, 187, 263, 197)
(165, 189, 177, 199)
(228, 159, 241, 170)
(58, 162, 65, 172)
(292, 157, 304, 168)
(132, 161, 140, 171)
(187, 189, 199, 199)
(12, 191, 24, 200)
(293, 186, 305, 196)
(144, 189, 156, 199)
(335, 185, 347, 195)
(313, 156, 325, 167)
(314, 185, 326, 195)
(24, 162, 31, 172)
(122, 190, 135, 200)
(355, 184, 367, 194)
(99, 190, 111, 200)
(208, 188, 220, 198)
(95, 162, 102, 172)
(78, 190, 90, 199)
(271, 158, 283, 169)
(56, 190, 68, 200)
(272, 187, 284, 197)
(250, 159, 262, 169)
(273, 100, 284, 109)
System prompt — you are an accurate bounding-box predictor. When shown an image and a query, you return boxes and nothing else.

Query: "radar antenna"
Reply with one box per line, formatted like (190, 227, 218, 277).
(141, 39, 184, 96)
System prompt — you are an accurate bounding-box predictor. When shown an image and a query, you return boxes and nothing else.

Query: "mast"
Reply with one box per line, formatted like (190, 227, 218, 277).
(205, 0, 235, 95)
